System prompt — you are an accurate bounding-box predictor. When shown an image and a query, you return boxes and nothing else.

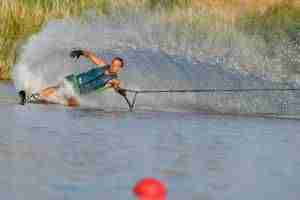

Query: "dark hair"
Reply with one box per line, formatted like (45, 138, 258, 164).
(112, 57, 124, 68)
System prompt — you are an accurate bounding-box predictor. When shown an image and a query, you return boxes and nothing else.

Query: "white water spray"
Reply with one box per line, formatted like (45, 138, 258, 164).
(13, 10, 300, 114)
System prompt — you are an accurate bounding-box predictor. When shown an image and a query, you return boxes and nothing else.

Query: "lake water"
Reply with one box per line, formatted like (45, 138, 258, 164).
(1, 83, 300, 200)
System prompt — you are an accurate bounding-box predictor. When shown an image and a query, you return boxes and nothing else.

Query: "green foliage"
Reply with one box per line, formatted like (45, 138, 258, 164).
(0, 0, 110, 79)
(238, 2, 300, 44)
(148, 0, 191, 9)
(1, 0, 299, 80)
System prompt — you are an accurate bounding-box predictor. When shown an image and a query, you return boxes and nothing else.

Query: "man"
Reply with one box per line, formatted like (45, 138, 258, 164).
(19, 49, 127, 106)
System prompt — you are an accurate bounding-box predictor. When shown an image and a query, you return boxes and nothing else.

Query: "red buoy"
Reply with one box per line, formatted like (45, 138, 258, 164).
(133, 177, 167, 200)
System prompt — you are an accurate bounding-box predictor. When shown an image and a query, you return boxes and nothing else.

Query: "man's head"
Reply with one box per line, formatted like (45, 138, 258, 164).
(109, 57, 124, 74)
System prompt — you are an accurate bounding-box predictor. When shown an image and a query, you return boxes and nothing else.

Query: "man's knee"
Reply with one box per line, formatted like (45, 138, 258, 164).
(67, 97, 79, 107)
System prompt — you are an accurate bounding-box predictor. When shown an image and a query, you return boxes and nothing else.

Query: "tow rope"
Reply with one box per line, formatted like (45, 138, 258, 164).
(123, 88, 300, 111)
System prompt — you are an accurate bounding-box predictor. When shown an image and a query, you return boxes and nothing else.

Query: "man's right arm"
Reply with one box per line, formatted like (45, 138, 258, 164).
(83, 50, 107, 66)
(70, 50, 107, 66)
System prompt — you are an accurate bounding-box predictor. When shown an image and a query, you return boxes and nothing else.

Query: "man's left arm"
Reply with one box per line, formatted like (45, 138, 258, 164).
(107, 79, 127, 97)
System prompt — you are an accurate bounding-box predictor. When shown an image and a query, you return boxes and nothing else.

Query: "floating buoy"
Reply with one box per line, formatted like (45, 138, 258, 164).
(133, 177, 167, 200)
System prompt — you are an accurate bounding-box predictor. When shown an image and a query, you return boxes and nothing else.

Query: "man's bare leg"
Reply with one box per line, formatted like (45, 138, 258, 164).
(35, 84, 67, 105)
(38, 85, 60, 98)
(38, 85, 79, 106)
(34, 83, 79, 106)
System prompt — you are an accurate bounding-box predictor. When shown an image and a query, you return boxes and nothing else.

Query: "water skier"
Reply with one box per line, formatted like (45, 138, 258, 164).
(19, 49, 127, 106)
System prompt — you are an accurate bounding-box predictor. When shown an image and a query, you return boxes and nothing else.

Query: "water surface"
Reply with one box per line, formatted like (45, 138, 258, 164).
(1, 83, 300, 200)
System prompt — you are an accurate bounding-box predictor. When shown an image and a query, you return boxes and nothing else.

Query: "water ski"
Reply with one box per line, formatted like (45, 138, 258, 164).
(18, 90, 134, 111)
